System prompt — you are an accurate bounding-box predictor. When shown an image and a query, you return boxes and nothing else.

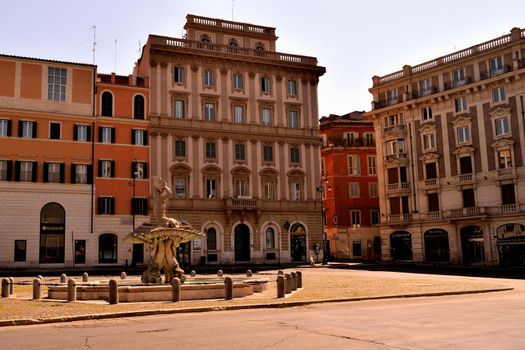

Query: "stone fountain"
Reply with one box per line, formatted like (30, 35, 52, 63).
(125, 177, 205, 284)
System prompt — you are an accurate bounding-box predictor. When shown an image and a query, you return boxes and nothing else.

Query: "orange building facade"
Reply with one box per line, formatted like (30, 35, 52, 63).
(320, 112, 381, 260)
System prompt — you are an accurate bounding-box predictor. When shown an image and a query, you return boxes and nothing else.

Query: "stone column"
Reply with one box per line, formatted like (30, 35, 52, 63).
(284, 273, 291, 294)
(32, 278, 42, 300)
(224, 277, 233, 300)
(1, 278, 10, 297)
(67, 279, 76, 302)
(276, 275, 285, 298)
(109, 279, 119, 304)
(171, 278, 181, 302)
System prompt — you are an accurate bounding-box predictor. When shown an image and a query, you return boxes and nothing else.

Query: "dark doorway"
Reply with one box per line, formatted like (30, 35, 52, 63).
(234, 224, 251, 262)
(424, 229, 450, 262)
(99, 233, 117, 263)
(390, 231, 413, 260)
(461, 226, 484, 265)
(291, 235, 306, 262)
(40, 202, 65, 263)
(74, 240, 86, 264)
(497, 224, 525, 267)
(132, 243, 144, 266)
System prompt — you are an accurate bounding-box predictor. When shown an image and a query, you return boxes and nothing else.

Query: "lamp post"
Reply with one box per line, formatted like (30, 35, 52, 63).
(129, 160, 139, 231)
(318, 171, 331, 265)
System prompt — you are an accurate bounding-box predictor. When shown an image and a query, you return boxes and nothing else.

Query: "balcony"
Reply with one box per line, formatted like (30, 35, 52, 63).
(424, 178, 440, 189)
(385, 152, 408, 162)
(490, 65, 512, 77)
(384, 124, 406, 134)
(500, 203, 519, 213)
(449, 206, 486, 218)
(386, 98, 399, 106)
(458, 173, 475, 184)
(388, 213, 413, 223)
(496, 167, 517, 180)
(425, 211, 443, 220)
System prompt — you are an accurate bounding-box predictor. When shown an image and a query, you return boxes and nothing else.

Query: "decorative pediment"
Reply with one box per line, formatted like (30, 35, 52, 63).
(231, 166, 251, 175)
(201, 165, 222, 175)
(169, 163, 191, 174)
(419, 152, 440, 162)
(452, 115, 472, 127)
(287, 169, 305, 178)
(491, 137, 514, 149)
(419, 123, 436, 134)
(489, 107, 511, 119)
(259, 168, 279, 177)
(453, 145, 475, 156)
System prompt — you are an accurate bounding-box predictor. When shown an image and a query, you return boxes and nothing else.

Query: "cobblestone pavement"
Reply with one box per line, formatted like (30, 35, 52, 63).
(0, 266, 512, 324)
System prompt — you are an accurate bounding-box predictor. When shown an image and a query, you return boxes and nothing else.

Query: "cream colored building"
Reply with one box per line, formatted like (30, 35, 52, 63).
(365, 27, 525, 266)
(134, 15, 326, 265)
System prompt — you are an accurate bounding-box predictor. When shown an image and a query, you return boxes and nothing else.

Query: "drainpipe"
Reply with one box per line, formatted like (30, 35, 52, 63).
(90, 67, 97, 234)
(408, 121, 418, 214)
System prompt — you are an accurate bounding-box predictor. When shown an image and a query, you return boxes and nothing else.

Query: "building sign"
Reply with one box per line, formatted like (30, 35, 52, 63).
(193, 238, 201, 251)
(40, 224, 65, 234)
(497, 223, 525, 245)
(424, 229, 448, 237)
(391, 231, 411, 239)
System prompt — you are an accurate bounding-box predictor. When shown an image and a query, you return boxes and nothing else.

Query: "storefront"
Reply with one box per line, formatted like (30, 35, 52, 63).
(390, 231, 412, 260)
(290, 223, 307, 262)
(497, 223, 525, 267)
(460, 225, 484, 265)
(424, 229, 450, 262)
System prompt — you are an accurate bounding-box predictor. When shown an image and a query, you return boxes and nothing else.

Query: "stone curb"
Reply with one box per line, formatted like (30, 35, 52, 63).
(0, 287, 512, 327)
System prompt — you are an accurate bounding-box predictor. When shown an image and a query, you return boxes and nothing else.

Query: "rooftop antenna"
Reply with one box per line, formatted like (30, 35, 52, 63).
(232, 0, 234, 21)
(90, 25, 97, 64)
(138, 40, 142, 53)
(114, 39, 117, 73)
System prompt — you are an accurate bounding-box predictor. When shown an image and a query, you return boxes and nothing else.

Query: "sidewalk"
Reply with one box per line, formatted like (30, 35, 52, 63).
(0, 266, 515, 327)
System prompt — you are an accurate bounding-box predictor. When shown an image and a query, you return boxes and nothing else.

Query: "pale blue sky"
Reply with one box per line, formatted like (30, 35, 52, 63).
(1, 0, 524, 116)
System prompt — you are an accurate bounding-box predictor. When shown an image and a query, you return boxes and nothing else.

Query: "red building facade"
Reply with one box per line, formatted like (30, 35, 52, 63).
(320, 112, 381, 260)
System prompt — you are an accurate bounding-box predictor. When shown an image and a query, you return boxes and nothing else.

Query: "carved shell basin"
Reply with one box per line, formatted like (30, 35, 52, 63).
(125, 224, 205, 245)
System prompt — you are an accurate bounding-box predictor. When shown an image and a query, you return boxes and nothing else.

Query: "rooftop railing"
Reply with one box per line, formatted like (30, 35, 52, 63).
(187, 14, 275, 36)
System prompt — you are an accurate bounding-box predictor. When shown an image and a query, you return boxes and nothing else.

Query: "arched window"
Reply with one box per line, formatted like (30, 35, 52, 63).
(228, 39, 239, 47)
(133, 95, 145, 119)
(40, 203, 66, 263)
(207, 227, 217, 250)
(200, 35, 210, 43)
(99, 233, 117, 263)
(101, 91, 113, 117)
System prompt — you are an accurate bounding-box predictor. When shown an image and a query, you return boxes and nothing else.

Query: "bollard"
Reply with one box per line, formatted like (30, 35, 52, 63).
(120, 272, 127, 279)
(278, 270, 284, 276)
(296, 271, 302, 288)
(67, 279, 77, 302)
(1, 278, 10, 298)
(32, 278, 42, 300)
(9, 277, 14, 295)
(224, 277, 233, 300)
(291, 272, 297, 291)
(276, 275, 285, 298)
(109, 279, 119, 304)
(60, 274, 67, 283)
(246, 269, 252, 277)
(190, 270, 196, 277)
(171, 277, 181, 302)
(37, 275, 44, 284)
(82, 272, 89, 282)
(284, 273, 291, 294)
(217, 270, 223, 278)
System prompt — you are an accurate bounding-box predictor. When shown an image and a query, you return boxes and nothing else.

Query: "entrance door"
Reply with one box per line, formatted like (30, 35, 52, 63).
(290, 235, 306, 262)
(132, 243, 144, 266)
(74, 240, 86, 264)
(234, 224, 250, 262)
(461, 226, 484, 265)
(424, 229, 450, 262)
(390, 231, 413, 260)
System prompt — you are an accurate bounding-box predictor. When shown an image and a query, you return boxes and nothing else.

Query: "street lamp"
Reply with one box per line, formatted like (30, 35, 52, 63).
(129, 160, 140, 231)
(318, 171, 331, 265)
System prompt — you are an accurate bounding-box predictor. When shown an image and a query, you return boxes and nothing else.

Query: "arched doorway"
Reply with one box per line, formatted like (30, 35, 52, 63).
(460, 225, 484, 265)
(99, 233, 117, 263)
(496, 223, 525, 267)
(424, 229, 450, 263)
(234, 224, 250, 262)
(290, 223, 307, 262)
(390, 231, 413, 260)
(40, 203, 65, 263)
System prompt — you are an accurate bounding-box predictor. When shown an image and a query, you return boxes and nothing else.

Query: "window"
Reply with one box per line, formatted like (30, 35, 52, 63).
(263, 145, 273, 162)
(291, 182, 301, 201)
(0, 119, 11, 137)
(134, 95, 145, 119)
(74, 124, 90, 142)
(233, 73, 243, 89)
(98, 233, 117, 262)
(370, 210, 380, 225)
(495, 116, 510, 136)
(235, 143, 245, 161)
(288, 110, 299, 128)
(369, 182, 378, 197)
(419, 78, 432, 96)
(349, 183, 360, 198)
(204, 102, 216, 121)
(174, 99, 185, 118)
(48, 67, 66, 101)
(501, 184, 516, 205)
(72, 164, 89, 184)
(101, 91, 113, 117)
(265, 227, 275, 249)
(49, 122, 60, 140)
(489, 56, 504, 76)
(428, 193, 440, 212)
(263, 180, 276, 200)
(44, 162, 63, 183)
(205, 142, 216, 160)
(261, 77, 271, 93)
(132, 161, 147, 179)
(175, 140, 186, 158)
(452, 68, 466, 87)
(492, 86, 506, 104)
(207, 227, 217, 250)
(462, 189, 476, 208)
(455, 96, 468, 113)
(206, 178, 217, 199)
(97, 197, 115, 215)
(0, 160, 9, 181)
(204, 70, 215, 87)
(131, 198, 148, 215)
(456, 126, 471, 144)
(234, 179, 248, 197)
(261, 108, 272, 126)
(255, 43, 265, 52)
(14, 240, 26, 262)
(459, 156, 473, 175)
(228, 39, 239, 51)
(290, 146, 300, 164)
(99, 126, 114, 143)
(422, 107, 433, 121)
(174, 178, 186, 199)
(132, 129, 147, 146)
(233, 105, 244, 123)
(16, 161, 36, 182)
(422, 133, 436, 151)
(425, 162, 438, 179)
(344, 132, 358, 146)
(174, 66, 185, 83)
(364, 132, 375, 146)
(367, 156, 376, 175)
(386, 89, 398, 105)
(99, 160, 114, 178)
(287, 80, 297, 96)
(348, 155, 361, 176)
(351, 210, 361, 225)
(352, 241, 362, 257)
(498, 149, 512, 169)
(385, 113, 403, 127)
(19, 121, 36, 138)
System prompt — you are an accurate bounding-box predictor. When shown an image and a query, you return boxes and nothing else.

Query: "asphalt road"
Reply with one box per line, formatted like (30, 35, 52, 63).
(1, 276, 524, 350)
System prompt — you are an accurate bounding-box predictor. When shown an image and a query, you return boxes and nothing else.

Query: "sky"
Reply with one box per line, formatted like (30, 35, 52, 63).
(1, 0, 524, 117)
